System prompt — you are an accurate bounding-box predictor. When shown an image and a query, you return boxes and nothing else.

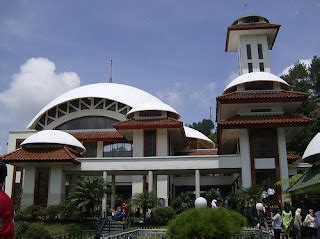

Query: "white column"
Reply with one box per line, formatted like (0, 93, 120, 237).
(97, 141, 104, 158)
(195, 170, 200, 198)
(111, 175, 116, 208)
(102, 171, 108, 212)
(148, 171, 153, 193)
(4, 164, 14, 197)
(157, 175, 169, 206)
(277, 128, 289, 192)
(132, 130, 144, 197)
(21, 167, 35, 208)
(48, 167, 65, 205)
(239, 129, 252, 188)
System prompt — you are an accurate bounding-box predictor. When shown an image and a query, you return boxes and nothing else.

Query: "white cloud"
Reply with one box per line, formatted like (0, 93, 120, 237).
(0, 57, 80, 124)
(280, 58, 312, 76)
(156, 84, 184, 110)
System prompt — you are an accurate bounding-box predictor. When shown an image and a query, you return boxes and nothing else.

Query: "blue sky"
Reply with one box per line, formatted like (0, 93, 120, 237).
(0, 0, 320, 153)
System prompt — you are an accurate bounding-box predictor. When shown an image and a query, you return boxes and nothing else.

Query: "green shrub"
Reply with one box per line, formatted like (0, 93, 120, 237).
(65, 224, 82, 235)
(23, 223, 50, 239)
(167, 207, 247, 239)
(42, 204, 66, 221)
(22, 205, 44, 221)
(173, 193, 193, 214)
(153, 207, 175, 226)
(14, 221, 30, 238)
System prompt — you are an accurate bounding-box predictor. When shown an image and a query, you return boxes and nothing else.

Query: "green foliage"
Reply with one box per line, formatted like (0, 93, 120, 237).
(189, 119, 215, 137)
(14, 221, 30, 238)
(227, 186, 262, 211)
(281, 56, 320, 155)
(22, 205, 44, 220)
(65, 223, 82, 235)
(23, 223, 50, 239)
(67, 176, 108, 216)
(42, 203, 66, 221)
(167, 207, 247, 239)
(173, 192, 193, 214)
(153, 207, 175, 226)
(131, 192, 157, 221)
(204, 188, 222, 204)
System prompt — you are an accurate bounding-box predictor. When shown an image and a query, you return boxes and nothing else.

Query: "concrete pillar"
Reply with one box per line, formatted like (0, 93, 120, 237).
(102, 171, 108, 212)
(148, 171, 153, 193)
(277, 128, 290, 192)
(21, 167, 36, 208)
(97, 141, 104, 158)
(195, 170, 200, 198)
(239, 129, 252, 188)
(111, 175, 116, 208)
(157, 175, 169, 206)
(48, 167, 65, 205)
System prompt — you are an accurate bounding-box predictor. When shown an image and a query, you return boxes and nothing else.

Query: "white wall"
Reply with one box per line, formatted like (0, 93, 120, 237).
(21, 166, 35, 208)
(48, 167, 65, 205)
(238, 34, 270, 75)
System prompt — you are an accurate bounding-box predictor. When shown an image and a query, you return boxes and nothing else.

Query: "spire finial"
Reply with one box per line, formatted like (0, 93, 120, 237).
(109, 58, 113, 83)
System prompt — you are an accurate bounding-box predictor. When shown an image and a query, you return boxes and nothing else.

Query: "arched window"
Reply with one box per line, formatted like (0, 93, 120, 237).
(56, 116, 118, 130)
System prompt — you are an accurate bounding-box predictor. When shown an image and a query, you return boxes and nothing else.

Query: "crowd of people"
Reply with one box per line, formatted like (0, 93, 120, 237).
(252, 190, 319, 239)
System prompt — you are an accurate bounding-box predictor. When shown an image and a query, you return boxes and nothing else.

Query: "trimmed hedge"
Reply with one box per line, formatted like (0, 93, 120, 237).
(167, 207, 247, 239)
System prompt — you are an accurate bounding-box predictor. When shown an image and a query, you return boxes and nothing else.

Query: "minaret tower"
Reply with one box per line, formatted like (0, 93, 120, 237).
(225, 15, 280, 75)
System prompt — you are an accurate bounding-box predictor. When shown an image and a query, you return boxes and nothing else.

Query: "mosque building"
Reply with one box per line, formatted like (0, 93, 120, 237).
(0, 14, 311, 209)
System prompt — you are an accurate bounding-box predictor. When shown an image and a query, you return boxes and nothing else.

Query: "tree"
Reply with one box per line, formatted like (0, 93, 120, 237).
(67, 176, 108, 216)
(173, 192, 193, 214)
(131, 191, 157, 222)
(280, 56, 320, 155)
(189, 119, 214, 137)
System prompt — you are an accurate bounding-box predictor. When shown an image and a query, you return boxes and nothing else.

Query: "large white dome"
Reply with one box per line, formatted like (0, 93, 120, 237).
(224, 72, 289, 93)
(21, 130, 86, 153)
(27, 83, 178, 129)
(302, 133, 320, 161)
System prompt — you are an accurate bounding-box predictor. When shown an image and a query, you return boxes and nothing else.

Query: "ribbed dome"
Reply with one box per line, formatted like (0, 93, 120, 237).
(21, 130, 85, 153)
(302, 133, 320, 162)
(126, 102, 180, 119)
(27, 83, 178, 129)
(184, 126, 213, 145)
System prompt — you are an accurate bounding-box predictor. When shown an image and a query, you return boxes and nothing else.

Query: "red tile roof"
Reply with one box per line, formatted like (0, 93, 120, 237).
(225, 23, 280, 51)
(218, 115, 312, 129)
(287, 154, 300, 164)
(228, 23, 280, 31)
(72, 131, 126, 142)
(217, 91, 309, 104)
(113, 118, 183, 130)
(0, 146, 79, 164)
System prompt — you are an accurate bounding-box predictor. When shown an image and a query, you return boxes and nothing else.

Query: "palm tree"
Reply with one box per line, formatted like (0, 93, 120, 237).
(67, 176, 108, 216)
(131, 191, 157, 222)
(173, 192, 193, 214)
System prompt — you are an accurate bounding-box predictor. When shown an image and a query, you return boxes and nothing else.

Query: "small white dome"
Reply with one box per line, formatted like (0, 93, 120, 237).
(224, 72, 289, 93)
(21, 130, 85, 153)
(302, 133, 320, 161)
(126, 102, 180, 119)
(184, 126, 213, 145)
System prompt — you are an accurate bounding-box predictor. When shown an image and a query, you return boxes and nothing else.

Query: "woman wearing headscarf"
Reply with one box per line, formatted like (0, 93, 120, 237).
(293, 208, 302, 239)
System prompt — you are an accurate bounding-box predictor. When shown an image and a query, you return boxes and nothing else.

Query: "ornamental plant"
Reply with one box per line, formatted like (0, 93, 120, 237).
(167, 207, 247, 239)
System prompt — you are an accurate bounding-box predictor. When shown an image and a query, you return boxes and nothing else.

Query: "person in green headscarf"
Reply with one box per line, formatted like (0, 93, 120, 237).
(282, 203, 293, 239)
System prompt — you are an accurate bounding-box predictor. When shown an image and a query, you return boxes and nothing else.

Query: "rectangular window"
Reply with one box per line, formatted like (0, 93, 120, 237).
(144, 130, 156, 156)
(258, 44, 263, 59)
(248, 63, 253, 73)
(259, 62, 264, 72)
(103, 143, 133, 157)
(246, 44, 252, 59)
(250, 130, 274, 158)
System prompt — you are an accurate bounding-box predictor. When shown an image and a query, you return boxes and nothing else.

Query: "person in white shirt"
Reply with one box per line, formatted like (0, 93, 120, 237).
(304, 209, 318, 239)
(272, 207, 282, 239)
(211, 199, 217, 209)
(267, 187, 275, 203)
